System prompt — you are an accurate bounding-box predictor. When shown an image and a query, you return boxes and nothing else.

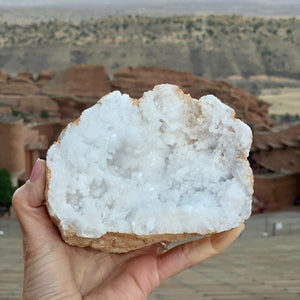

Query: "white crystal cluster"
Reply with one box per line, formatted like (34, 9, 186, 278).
(47, 84, 253, 238)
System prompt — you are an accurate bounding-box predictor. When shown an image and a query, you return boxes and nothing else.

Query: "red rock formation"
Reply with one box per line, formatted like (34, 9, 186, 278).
(36, 70, 56, 85)
(0, 73, 39, 95)
(41, 64, 112, 104)
(0, 70, 10, 83)
(254, 173, 300, 209)
(58, 104, 81, 121)
(0, 82, 39, 95)
(14, 72, 34, 83)
(112, 66, 272, 125)
(0, 95, 59, 116)
(0, 116, 25, 182)
(251, 123, 300, 173)
(24, 127, 48, 151)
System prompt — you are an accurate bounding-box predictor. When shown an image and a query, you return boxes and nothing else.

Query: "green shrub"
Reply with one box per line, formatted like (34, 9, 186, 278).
(186, 21, 194, 34)
(40, 110, 49, 119)
(12, 108, 21, 117)
(206, 29, 214, 37)
(0, 169, 14, 209)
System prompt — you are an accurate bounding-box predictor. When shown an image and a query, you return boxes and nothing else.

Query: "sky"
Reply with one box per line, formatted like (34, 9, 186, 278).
(0, 0, 298, 6)
(0, 0, 144, 5)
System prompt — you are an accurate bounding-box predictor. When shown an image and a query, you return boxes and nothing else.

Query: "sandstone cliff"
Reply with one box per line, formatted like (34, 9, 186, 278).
(41, 64, 112, 103)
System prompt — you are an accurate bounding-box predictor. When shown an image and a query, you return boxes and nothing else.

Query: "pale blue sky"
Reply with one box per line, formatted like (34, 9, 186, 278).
(0, 0, 298, 9)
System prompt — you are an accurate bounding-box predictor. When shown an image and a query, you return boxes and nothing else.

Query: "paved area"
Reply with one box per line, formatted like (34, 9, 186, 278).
(150, 234, 300, 300)
(1, 211, 300, 300)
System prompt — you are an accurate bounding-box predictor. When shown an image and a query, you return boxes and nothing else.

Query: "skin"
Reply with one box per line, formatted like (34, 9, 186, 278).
(13, 159, 245, 300)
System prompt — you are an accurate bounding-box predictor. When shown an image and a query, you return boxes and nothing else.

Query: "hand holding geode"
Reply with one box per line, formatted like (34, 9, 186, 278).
(46, 84, 253, 253)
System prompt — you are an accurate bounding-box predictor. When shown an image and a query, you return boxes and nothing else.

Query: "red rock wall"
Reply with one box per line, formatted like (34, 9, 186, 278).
(30, 122, 64, 145)
(254, 173, 300, 208)
(0, 95, 59, 115)
(0, 65, 271, 125)
(252, 148, 300, 174)
(41, 64, 112, 101)
(0, 119, 25, 174)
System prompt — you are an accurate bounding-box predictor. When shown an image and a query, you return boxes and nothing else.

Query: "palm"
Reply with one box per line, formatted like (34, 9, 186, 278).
(67, 244, 160, 299)
(21, 204, 162, 300)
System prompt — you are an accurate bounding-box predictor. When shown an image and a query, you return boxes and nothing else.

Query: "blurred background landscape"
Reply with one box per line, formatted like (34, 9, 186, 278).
(0, 1, 299, 299)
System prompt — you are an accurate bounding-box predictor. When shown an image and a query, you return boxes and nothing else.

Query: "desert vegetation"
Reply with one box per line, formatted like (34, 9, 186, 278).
(0, 15, 298, 48)
(0, 15, 299, 79)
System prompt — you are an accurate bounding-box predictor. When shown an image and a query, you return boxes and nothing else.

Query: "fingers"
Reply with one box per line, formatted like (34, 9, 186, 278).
(12, 159, 61, 249)
(156, 224, 245, 283)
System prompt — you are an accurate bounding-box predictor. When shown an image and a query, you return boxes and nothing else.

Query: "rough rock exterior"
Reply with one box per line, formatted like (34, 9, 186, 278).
(112, 66, 272, 125)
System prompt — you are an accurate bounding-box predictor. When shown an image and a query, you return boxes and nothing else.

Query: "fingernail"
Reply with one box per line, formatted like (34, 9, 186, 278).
(30, 159, 41, 183)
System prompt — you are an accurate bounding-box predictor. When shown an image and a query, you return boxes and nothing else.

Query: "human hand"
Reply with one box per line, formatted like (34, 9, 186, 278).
(13, 159, 244, 300)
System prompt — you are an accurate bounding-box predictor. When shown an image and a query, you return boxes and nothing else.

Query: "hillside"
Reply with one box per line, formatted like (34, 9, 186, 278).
(0, 15, 299, 80)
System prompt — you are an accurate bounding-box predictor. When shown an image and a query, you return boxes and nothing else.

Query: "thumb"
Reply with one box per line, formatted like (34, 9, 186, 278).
(12, 159, 61, 249)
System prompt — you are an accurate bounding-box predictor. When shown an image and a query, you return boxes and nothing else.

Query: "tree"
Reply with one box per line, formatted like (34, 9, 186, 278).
(206, 28, 214, 37)
(0, 169, 14, 209)
(40, 110, 49, 119)
(186, 21, 194, 34)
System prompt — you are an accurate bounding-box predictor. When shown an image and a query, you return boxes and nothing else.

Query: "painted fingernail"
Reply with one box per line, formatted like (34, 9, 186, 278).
(30, 159, 41, 183)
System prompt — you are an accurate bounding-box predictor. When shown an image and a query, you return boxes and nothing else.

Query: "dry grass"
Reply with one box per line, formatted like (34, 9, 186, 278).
(259, 87, 300, 115)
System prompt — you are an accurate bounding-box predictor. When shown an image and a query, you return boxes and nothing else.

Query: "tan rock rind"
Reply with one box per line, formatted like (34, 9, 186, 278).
(61, 226, 201, 253)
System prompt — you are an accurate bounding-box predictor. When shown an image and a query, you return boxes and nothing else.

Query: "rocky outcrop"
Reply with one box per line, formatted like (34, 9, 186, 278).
(14, 72, 34, 83)
(36, 70, 56, 85)
(0, 65, 112, 125)
(41, 64, 112, 104)
(0, 95, 59, 116)
(113, 66, 272, 125)
(251, 123, 300, 173)
(0, 65, 273, 126)
(0, 70, 9, 83)
(0, 71, 39, 95)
